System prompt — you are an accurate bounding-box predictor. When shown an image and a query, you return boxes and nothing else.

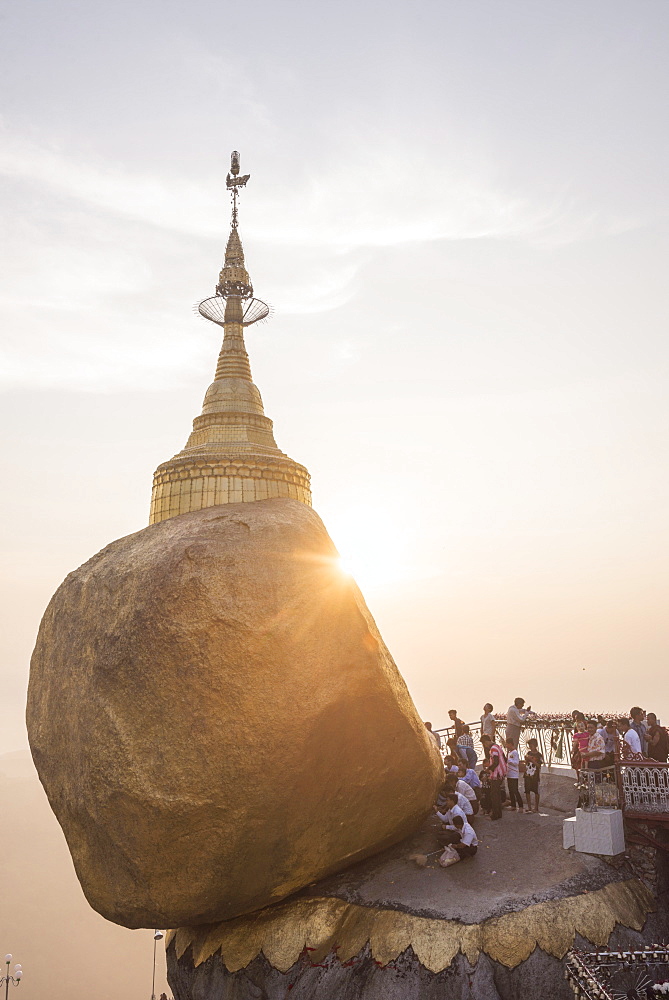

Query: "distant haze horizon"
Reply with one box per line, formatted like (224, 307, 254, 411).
(0, 748, 171, 1000)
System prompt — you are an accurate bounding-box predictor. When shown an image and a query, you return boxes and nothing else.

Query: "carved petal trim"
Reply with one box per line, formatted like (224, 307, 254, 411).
(167, 878, 652, 974)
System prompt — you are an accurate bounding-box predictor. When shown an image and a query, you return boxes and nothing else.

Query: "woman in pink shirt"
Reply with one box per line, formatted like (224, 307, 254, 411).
(482, 736, 507, 821)
(571, 720, 589, 770)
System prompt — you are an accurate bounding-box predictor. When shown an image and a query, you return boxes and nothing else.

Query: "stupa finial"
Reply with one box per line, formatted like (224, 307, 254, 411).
(148, 151, 312, 523)
(198, 151, 269, 326)
(226, 150, 250, 230)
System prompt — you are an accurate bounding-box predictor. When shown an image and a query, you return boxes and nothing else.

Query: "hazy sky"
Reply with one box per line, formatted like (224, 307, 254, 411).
(0, 750, 171, 1000)
(2, 0, 669, 758)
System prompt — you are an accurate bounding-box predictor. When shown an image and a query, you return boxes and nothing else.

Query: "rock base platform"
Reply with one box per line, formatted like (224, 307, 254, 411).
(167, 797, 668, 999)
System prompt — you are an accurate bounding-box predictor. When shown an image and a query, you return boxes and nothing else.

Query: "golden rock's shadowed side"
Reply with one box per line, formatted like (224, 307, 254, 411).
(27, 499, 443, 929)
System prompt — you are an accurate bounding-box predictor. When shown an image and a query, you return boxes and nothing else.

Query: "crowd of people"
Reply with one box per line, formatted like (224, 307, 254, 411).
(422, 701, 668, 865)
(568, 708, 668, 769)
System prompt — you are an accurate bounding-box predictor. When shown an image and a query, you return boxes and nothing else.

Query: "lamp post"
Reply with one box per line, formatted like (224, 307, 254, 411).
(151, 931, 164, 1000)
(1, 955, 22, 1000)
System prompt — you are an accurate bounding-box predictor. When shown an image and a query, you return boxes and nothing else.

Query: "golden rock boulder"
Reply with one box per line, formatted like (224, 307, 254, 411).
(27, 499, 443, 929)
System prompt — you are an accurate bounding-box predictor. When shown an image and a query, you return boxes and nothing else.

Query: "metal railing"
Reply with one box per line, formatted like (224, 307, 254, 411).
(574, 757, 669, 818)
(435, 722, 669, 818)
(617, 760, 669, 819)
(609, 739, 669, 818)
(575, 765, 620, 811)
(435, 719, 575, 769)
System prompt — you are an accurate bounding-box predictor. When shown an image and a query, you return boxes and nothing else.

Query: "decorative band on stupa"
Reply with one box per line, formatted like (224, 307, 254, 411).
(149, 151, 312, 524)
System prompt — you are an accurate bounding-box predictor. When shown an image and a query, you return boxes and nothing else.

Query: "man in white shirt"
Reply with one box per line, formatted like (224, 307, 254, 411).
(439, 776, 474, 815)
(435, 793, 468, 842)
(506, 697, 534, 745)
(621, 718, 642, 755)
(451, 814, 478, 859)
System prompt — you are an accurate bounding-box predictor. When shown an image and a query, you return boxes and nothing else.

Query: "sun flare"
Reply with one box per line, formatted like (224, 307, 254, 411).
(327, 504, 412, 592)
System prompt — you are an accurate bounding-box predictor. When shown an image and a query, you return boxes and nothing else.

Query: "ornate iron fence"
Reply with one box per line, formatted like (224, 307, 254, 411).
(612, 739, 669, 819)
(574, 762, 669, 816)
(619, 762, 669, 817)
(565, 947, 669, 999)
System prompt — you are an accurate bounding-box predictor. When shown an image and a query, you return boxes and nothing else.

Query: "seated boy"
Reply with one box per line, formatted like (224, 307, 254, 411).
(451, 814, 478, 859)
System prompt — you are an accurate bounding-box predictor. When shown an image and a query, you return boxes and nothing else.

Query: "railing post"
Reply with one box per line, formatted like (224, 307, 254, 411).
(614, 739, 625, 816)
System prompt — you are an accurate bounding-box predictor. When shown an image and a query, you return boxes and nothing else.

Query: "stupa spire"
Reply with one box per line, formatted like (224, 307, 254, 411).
(149, 152, 311, 524)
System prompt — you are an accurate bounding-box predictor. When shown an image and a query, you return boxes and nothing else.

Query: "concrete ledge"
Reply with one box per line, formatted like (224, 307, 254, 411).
(563, 816, 576, 849)
(539, 768, 578, 813)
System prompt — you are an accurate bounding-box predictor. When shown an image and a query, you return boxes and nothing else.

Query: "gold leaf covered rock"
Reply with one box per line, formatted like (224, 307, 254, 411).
(27, 499, 443, 929)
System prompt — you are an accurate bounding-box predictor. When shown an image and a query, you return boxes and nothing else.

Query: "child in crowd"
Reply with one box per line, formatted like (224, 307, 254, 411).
(571, 719, 589, 769)
(479, 766, 492, 815)
(451, 814, 478, 859)
(523, 737, 544, 813)
(504, 738, 523, 810)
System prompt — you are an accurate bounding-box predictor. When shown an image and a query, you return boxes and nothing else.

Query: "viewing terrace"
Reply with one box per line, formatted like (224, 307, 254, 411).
(435, 715, 669, 843)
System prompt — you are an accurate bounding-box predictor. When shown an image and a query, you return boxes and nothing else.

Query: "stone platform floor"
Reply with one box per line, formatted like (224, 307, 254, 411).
(167, 801, 661, 999)
(296, 804, 626, 922)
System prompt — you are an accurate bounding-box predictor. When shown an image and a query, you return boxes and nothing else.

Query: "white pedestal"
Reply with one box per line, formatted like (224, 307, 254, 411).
(563, 815, 576, 849)
(573, 808, 625, 856)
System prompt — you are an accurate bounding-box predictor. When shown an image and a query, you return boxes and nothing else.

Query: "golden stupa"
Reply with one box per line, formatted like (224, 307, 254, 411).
(149, 152, 311, 524)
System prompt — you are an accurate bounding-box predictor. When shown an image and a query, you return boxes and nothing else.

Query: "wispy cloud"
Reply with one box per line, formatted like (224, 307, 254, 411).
(0, 124, 638, 251)
(0, 116, 648, 392)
